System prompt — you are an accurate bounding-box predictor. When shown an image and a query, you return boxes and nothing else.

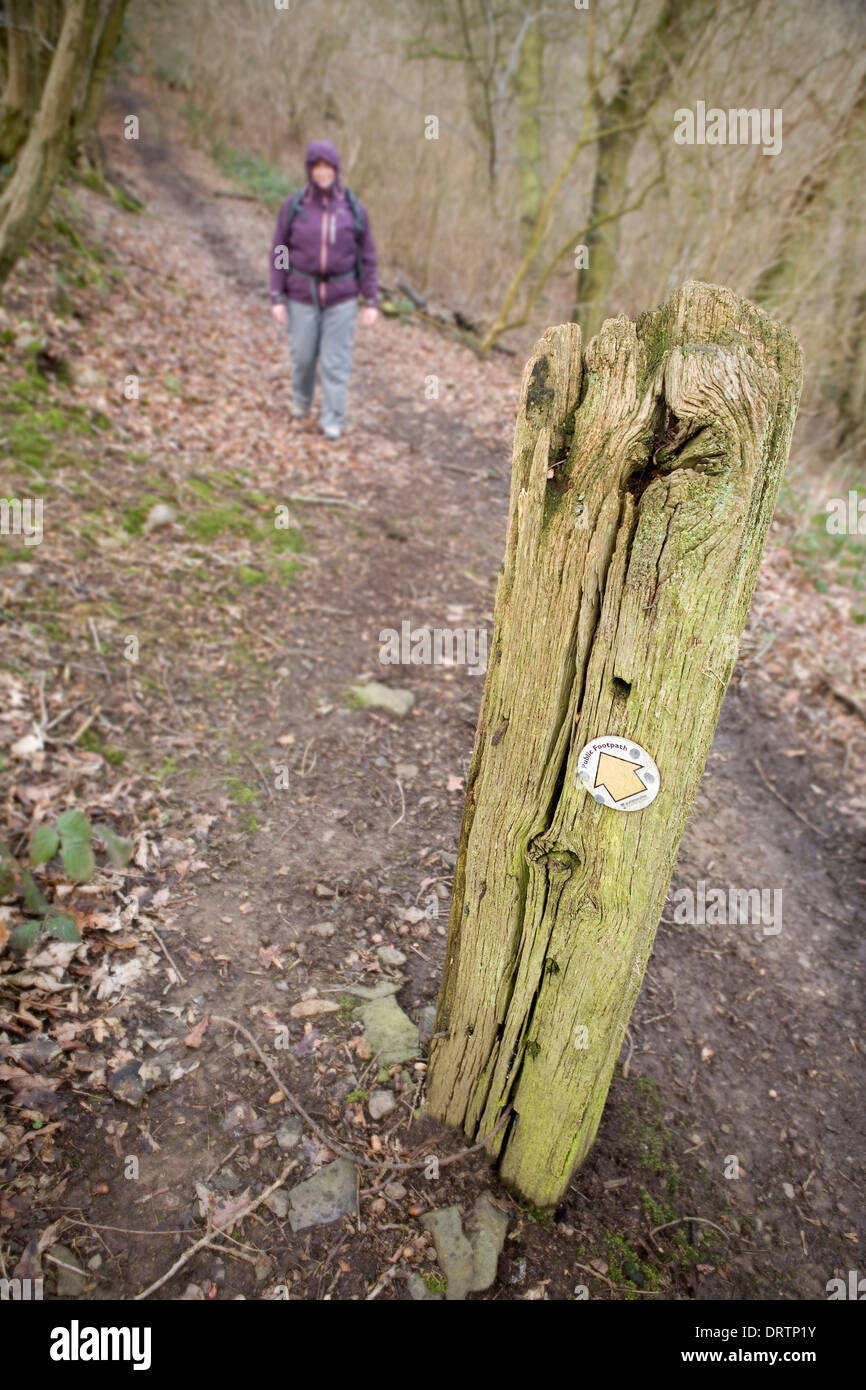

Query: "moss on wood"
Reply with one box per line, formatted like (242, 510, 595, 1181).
(426, 281, 802, 1208)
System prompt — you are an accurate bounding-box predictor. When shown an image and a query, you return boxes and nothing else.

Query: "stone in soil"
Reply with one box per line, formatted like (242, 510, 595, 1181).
(264, 1189, 290, 1219)
(422, 1195, 509, 1300)
(341, 981, 399, 1001)
(356, 995, 419, 1065)
(347, 681, 414, 716)
(287, 1157, 357, 1232)
(308, 922, 336, 937)
(108, 1061, 146, 1106)
(418, 1004, 437, 1042)
(377, 944, 407, 967)
(465, 1194, 509, 1290)
(421, 1207, 476, 1302)
(368, 1089, 396, 1120)
(48, 1244, 87, 1297)
(276, 1116, 303, 1150)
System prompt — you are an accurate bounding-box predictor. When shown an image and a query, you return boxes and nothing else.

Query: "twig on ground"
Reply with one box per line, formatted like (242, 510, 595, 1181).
(62, 706, 102, 746)
(43, 699, 90, 734)
(315, 1232, 350, 1300)
(141, 920, 187, 986)
(133, 1159, 299, 1299)
(752, 756, 826, 839)
(366, 1260, 405, 1300)
(819, 671, 866, 724)
(67, 1220, 188, 1236)
(211, 1014, 511, 1173)
(648, 1216, 733, 1249)
(572, 1261, 663, 1296)
(388, 778, 406, 833)
(244, 750, 275, 801)
(204, 1143, 240, 1184)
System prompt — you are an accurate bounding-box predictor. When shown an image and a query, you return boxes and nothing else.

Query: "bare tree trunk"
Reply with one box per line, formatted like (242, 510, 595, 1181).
(0, 0, 64, 161)
(514, 16, 542, 250)
(426, 281, 802, 1209)
(754, 78, 866, 313)
(72, 0, 130, 165)
(0, 0, 100, 290)
(572, 0, 713, 339)
(571, 106, 638, 339)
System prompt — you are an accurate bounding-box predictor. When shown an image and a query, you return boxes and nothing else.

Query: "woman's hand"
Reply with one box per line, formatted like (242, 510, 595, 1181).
(272, 303, 287, 326)
(362, 306, 378, 327)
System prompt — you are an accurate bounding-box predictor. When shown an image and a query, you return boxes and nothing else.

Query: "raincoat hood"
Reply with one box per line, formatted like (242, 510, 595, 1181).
(305, 139, 341, 184)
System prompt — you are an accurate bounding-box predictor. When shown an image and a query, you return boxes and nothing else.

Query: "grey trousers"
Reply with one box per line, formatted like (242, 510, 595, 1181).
(286, 296, 358, 432)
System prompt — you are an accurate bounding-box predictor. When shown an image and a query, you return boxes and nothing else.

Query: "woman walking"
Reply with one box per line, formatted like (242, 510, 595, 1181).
(270, 140, 378, 441)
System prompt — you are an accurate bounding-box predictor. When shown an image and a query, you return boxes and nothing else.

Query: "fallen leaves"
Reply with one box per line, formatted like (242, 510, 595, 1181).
(183, 1014, 210, 1048)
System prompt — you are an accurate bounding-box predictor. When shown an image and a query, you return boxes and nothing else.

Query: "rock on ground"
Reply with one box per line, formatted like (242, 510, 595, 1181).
(422, 1195, 509, 1300)
(276, 1116, 303, 1150)
(356, 995, 419, 1066)
(421, 1207, 476, 1302)
(347, 681, 414, 716)
(287, 1157, 357, 1232)
(368, 1089, 396, 1120)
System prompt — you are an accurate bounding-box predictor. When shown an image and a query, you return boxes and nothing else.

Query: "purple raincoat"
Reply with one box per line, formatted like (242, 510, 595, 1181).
(269, 140, 378, 309)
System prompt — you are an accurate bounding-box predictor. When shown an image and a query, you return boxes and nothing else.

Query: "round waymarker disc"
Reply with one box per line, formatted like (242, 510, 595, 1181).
(576, 736, 660, 811)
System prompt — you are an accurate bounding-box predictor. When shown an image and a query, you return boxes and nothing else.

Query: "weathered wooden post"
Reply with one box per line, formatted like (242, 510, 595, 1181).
(426, 281, 802, 1208)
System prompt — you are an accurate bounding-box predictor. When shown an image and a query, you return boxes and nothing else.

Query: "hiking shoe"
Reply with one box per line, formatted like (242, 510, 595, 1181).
(290, 404, 309, 419)
(322, 426, 342, 440)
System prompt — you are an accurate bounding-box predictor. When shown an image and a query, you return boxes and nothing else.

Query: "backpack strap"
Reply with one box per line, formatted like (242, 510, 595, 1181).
(283, 189, 305, 268)
(343, 188, 365, 288)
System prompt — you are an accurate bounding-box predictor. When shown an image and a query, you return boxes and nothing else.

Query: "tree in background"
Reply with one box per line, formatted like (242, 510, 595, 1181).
(0, 0, 130, 290)
(511, 10, 543, 249)
(0, 0, 64, 162)
(570, 0, 722, 339)
(116, 0, 866, 471)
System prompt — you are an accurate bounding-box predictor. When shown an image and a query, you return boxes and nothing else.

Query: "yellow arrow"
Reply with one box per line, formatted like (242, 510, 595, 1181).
(594, 752, 646, 802)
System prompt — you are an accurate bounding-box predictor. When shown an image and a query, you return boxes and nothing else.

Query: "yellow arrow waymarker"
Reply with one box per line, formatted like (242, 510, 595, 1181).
(577, 736, 660, 811)
(594, 752, 646, 802)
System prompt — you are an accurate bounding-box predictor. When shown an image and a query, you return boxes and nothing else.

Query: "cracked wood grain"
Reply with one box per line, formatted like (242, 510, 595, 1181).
(426, 281, 803, 1208)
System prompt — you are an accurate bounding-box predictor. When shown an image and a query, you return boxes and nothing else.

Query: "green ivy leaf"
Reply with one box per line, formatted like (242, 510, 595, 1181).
(60, 839, 95, 884)
(20, 868, 51, 915)
(0, 843, 18, 897)
(44, 913, 81, 943)
(30, 825, 60, 866)
(57, 810, 95, 884)
(56, 810, 93, 843)
(95, 825, 133, 869)
(8, 920, 44, 951)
